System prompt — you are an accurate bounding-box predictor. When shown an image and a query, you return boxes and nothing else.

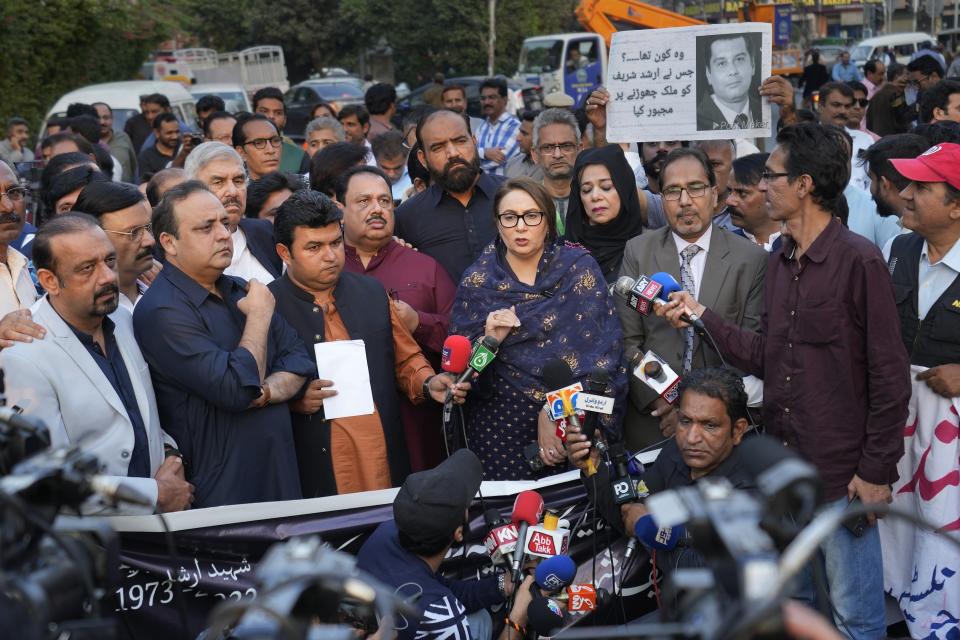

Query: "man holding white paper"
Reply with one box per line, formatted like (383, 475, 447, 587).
(269, 190, 470, 498)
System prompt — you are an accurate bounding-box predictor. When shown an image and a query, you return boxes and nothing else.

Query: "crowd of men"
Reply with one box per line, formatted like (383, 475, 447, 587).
(0, 45, 958, 639)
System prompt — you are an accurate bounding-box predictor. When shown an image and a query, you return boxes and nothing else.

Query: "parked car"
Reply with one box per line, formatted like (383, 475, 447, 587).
(283, 79, 366, 138)
(396, 76, 542, 124)
(850, 32, 936, 71)
(44, 80, 198, 134)
(189, 83, 253, 113)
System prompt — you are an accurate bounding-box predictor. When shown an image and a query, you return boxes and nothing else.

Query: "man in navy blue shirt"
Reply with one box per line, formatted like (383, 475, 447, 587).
(133, 180, 314, 508)
(357, 449, 535, 640)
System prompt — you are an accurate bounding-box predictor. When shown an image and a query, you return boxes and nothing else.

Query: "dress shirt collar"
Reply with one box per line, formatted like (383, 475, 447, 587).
(425, 171, 499, 208)
(711, 94, 751, 125)
(671, 221, 714, 256)
(781, 217, 841, 264)
(485, 110, 512, 127)
(743, 229, 782, 252)
(344, 238, 396, 271)
(160, 260, 234, 307)
(63, 312, 115, 348)
(922, 237, 960, 273)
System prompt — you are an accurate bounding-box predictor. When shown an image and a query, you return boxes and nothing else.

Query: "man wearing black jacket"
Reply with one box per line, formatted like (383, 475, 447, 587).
(566, 367, 754, 543)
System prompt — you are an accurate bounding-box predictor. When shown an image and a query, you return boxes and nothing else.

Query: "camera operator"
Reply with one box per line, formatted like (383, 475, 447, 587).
(566, 367, 755, 567)
(356, 449, 535, 640)
(0, 214, 193, 513)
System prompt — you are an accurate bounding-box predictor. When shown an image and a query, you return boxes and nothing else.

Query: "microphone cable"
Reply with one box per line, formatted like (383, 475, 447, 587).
(693, 322, 764, 431)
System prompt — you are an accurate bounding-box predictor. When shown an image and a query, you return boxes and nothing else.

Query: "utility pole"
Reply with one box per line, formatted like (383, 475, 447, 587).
(488, 0, 496, 77)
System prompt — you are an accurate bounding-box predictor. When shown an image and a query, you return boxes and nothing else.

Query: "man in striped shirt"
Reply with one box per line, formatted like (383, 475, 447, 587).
(476, 78, 521, 175)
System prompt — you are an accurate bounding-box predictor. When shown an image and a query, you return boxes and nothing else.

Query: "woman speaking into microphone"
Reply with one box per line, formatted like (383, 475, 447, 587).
(449, 178, 626, 480)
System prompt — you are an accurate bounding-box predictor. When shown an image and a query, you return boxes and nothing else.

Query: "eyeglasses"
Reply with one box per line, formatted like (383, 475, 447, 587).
(103, 222, 153, 243)
(760, 170, 790, 182)
(0, 186, 27, 203)
(538, 142, 578, 155)
(242, 136, 282, 150)
(496, 211, 544, 227)
(855, 98, 869, 107)
(661, 183, 709, 201)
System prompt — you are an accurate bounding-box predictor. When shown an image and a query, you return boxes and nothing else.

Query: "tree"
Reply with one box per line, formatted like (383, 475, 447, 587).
(0, 0, 180, 132)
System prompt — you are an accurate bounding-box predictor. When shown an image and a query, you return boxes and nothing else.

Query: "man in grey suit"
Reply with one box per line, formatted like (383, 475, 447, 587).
(0, 214, 193, 513)
(616, 148, 767, 449)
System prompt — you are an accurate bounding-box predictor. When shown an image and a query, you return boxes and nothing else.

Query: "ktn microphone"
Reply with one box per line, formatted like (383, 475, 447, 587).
(510, 490, 545, 585)
(631, 349, 681, 405)
(634, 513, 687, 551)
(482, 508, 519, 567)
(443, 335, 499, 404)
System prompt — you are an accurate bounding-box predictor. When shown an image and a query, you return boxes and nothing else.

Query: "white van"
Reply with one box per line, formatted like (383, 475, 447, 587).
(850, 32, 936, 71)
(44, 80, 198, 133)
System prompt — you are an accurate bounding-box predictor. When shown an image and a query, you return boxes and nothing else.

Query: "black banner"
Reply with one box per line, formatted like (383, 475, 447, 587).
(108, 473, 658, 639)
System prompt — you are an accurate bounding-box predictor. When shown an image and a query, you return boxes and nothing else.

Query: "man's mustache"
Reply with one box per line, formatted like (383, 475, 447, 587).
(0, 213, 22, 225)
(95, 283, 119, 299)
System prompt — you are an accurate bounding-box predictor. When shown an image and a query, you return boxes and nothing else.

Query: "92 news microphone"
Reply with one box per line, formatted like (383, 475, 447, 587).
(483, 508, 519, 567)
(510, 490, 545, 586)
(634, 513, 687, 551)
(443, 335, 499, 404)
(534, 554, 576, 593)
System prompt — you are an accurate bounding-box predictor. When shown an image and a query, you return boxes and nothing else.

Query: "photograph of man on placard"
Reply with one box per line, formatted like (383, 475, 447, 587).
(696, 32, 763, 132)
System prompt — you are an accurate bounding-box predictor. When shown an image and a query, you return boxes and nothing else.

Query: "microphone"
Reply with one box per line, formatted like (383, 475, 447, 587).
(440, 335, 473, 420)
(483, 508, 519, 567)
(522, 511, 571, 559)
(634, 513, 686, 551)
(89, 475, 155, 507)
(534, 554, 576, 593)
(649, 271, 705, 330)
(543, 358, 584, 442)
(611, 274, 663, 316)
(441, 335, 472, 374)
(563, 584, 599, 613)
(630, 350, 681, 405)
(580, 367, 609, 444)
(444, 335, 500, 404)
(608, 441, 638, 506)
(526, 598, 565, 636)
(510, 490, 545, 585)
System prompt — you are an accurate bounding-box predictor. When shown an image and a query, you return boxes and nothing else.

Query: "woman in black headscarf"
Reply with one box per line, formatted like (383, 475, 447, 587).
(563, 145, 644, 283)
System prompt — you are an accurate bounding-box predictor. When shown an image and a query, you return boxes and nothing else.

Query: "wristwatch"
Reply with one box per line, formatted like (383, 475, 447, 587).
(497, 572, 507, 598)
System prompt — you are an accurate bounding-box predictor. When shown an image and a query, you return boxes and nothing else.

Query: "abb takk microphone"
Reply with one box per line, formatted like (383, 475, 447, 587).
(510, 490, 544, 585)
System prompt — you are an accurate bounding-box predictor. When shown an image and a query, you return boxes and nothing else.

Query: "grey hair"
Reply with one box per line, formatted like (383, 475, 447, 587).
(184, 141, 246, 179)
(532, 108, 581, 149)
(693, 138, 737, 157)
(305, 117, 345, 141)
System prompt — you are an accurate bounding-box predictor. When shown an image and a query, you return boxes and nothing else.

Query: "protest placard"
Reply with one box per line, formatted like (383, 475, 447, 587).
(606, 23, 772, 142)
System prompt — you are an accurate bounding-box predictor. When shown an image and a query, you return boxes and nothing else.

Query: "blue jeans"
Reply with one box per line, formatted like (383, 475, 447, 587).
(792, 496, 887, 640)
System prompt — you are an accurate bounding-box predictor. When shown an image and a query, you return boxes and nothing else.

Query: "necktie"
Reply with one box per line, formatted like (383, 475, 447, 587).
(679, 244, 702, 373)
(733, 113, 749, 129)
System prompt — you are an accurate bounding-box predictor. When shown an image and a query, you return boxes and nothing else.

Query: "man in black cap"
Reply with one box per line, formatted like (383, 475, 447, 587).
(356, 449, 535, 640)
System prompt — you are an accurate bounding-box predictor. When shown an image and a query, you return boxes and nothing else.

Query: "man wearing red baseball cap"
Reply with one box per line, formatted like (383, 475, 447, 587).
(887, 142, 960, 397)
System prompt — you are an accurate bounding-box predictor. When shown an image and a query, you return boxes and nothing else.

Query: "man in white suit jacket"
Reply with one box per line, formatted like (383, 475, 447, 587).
(0, 214, 193, 513)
